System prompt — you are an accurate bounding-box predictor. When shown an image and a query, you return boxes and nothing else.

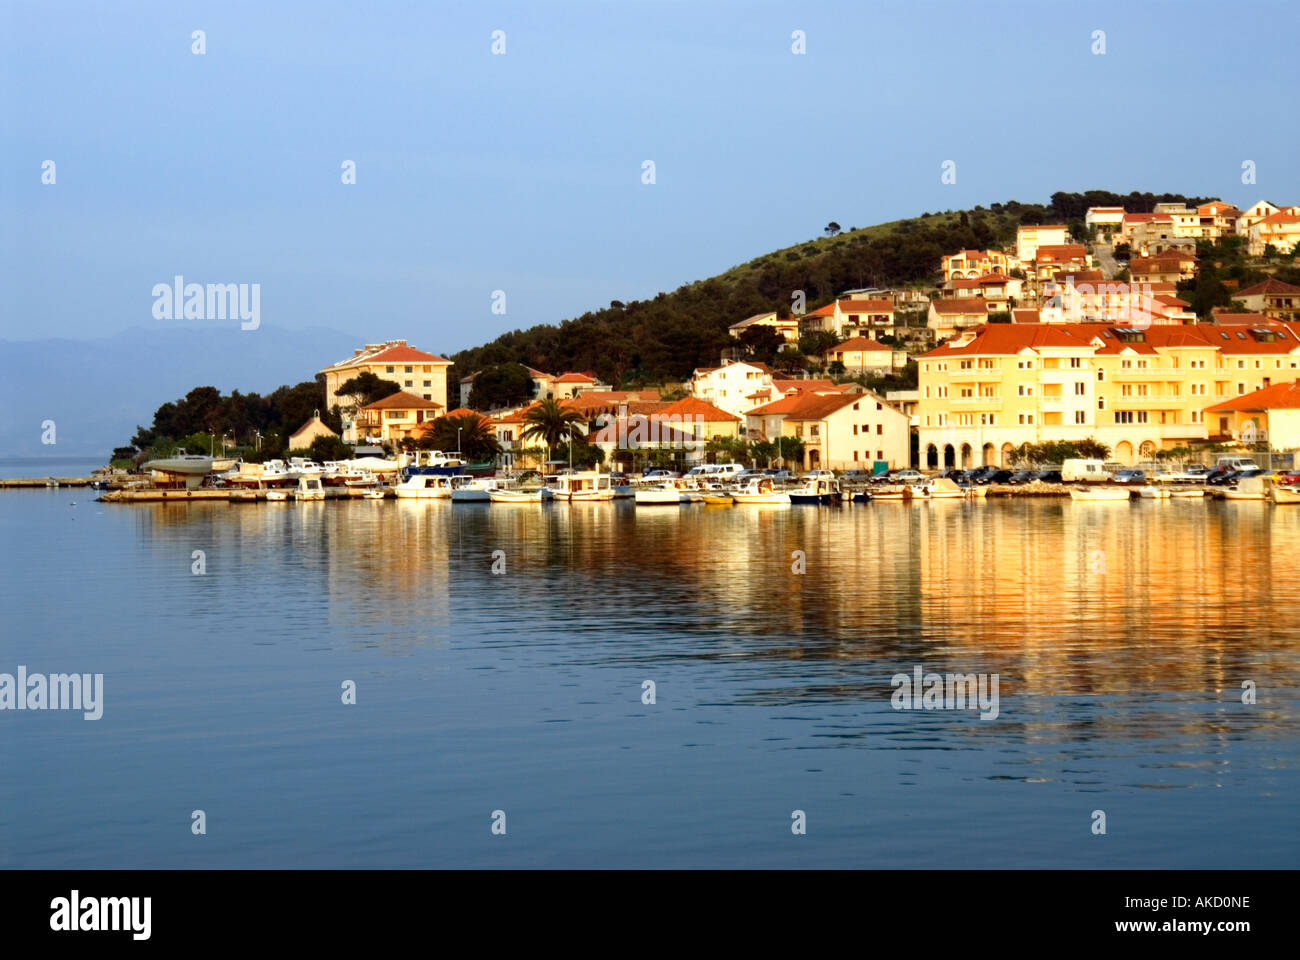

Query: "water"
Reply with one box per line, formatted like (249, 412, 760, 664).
(1, 492, 1297, 867)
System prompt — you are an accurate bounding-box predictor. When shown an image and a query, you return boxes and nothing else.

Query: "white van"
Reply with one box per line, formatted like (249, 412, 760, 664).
(1215, 455, 1258, 471)
(1062, 458, 1108, 482)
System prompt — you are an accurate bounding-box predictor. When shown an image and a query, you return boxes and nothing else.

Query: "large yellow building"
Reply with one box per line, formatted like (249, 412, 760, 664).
(320, 340, 452, 412)
(918, 320, 1300, 467)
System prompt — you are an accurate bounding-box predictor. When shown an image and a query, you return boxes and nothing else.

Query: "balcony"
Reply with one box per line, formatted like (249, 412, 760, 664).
(948, 369, 1002, 382)
(1110, 368, 1172, 379)
(1116, 395, 1181, 406)
(951, 397, 1003, 410)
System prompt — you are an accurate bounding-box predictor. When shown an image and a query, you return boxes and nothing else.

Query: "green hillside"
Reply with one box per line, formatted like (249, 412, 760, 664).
(449, 190, 1215, 388)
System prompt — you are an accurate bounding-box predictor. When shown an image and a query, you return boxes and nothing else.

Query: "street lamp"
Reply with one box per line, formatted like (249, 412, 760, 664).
(457, 427, 462, 458)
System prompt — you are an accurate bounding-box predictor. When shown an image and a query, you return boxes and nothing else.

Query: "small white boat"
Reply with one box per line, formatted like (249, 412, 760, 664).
(343, 471, 378, 488)
(261, 459, 290, 481)
(451, 477, 500, 502)
(1269, 485, 1300, 504)
(361, 488, 386, 501)
(731, 477, 791, 504)
(393, 474, 455, 499)
(635, 484, 688, 505)
(789, 477, 841, 504)
(1169, 487, 1205, 498)
(964, 484, 988, 498)
(265, 489, 291, 502)
(488, 486, 552, 503)
(872, 485, 909, 501)
(1136, 485, 1170, 499)
(1069, 485, 1131, 501)
(294, 476, 326, 501)
(922, 477, 964, 500)
(552, 471, 615, 502)
(288, 457, 324, 477)
(1223, 476, 1267, 501)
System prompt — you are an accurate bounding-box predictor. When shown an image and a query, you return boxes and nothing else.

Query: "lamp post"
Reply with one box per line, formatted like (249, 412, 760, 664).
(457, 427, 462, 459)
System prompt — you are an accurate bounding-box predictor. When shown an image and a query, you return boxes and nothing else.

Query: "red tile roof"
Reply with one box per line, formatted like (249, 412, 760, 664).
(931, 298, 992, 315)
(1036, 244, 1087, 262)
(360, 390, 443, 411)
(1237, 278, 1300, 297)
(656, 397, 740, 421)
(828, 336, 894, 353)
(1205, 380, 1300, 412)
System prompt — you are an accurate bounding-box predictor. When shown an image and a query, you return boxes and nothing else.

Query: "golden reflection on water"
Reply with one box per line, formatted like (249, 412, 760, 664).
(129, 497, 1300, 706)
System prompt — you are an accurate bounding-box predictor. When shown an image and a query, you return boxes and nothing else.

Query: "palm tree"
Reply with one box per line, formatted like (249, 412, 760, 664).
(520, 399, 585, 471)
(419, 414, 501, 461)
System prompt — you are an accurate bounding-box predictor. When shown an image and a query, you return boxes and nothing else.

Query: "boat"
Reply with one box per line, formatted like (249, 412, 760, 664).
(635, 484, 689, 505)
(852, 489, 873, 503)
(488, 486, 552, 503)
(265, 489, 291, 502)
(361, 488, 387, 501)
(343, 471, 378, 488)
(789, 476, 841, 504)
(260, 459, 290, 481)
(552, 470, 615, 502)
(1136, 485, 1170, 499)
(1068, 485, 1131, 501)
(393, 474, 455, 499)
(293, 476, 326, 501)
(731, 477, 790, 504)
(872, 485, 909, 501)
(1269, 485, 1300, 504)
(450, 477, 501, 502)
(964, 484, 988, 498)
(288, 457, 324, 477)
(922, 477, 964, 500)
(1169, 487, 1205, 498)
(1223, 475, 1267, 501)
(701, 491, 734, 505)
(141, 449, 215, 475)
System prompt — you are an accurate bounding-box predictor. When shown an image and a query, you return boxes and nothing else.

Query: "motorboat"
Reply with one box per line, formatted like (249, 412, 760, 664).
(635, 484, 689, 505)
(488, 486, 553, 503)
(872, 485, 909, 501)
(360, 488, 386, 501)
(701, 491, 734, 505)
(1136, 485, 1170, 499)
(343, 471, 378, 488)
(393, 474, 455, 499)
(1223, 475, 1267, 501)
(1269, 485, 1300, 504)
(552, 471, 615, 502)
(1068, 485, 1131, 501)
(293, 476, 326, 501)
(922, 477, 964, 500)
(731, 477, 790, 504)
(789, 476, 841, 504)
(265, 489, 291, 502)
(288, 457, 324, 477)
(450, 477, 501, 502)
(1169, 487, 1205, 498)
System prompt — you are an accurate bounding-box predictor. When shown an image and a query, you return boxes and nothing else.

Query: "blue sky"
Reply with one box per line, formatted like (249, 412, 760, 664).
(3, 0, 1297, 356)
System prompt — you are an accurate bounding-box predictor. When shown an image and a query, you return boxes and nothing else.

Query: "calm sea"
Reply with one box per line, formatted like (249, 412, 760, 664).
(1, 491, 1297, 867)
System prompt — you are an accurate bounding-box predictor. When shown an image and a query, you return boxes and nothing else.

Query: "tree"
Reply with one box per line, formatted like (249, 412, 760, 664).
(420, 413, 502, 461)
(306, 435, 354, 462)
(824, 222, 842, 237)
(520, 398, 585, 452)
(337, 372, 400, 417)
(554, 434, 605, 469)
(738, 325, 785, 365)
(467, 362, 534, 410)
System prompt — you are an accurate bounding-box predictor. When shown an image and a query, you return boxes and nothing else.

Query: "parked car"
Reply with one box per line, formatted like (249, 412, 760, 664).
(1277, 470, 1300, 486)
(1035, 469, 1063, 483)
(892, 469, 926, 483)
(963, 466, 994, 484)
(840, 469, 874, 482)
(935, 468, 964, 481)
(1113, 469, 1146, 484)
(735, 469, 766, 482)
(1184, 465, 1210, 479)
(765, 469, 796, 483)
(1007, 469, 1038, 485)
(1206, 469, 1238, 487)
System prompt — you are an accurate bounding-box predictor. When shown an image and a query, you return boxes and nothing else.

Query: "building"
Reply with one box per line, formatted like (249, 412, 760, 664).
(1031, 244, 1089, 284)
(552, 372, 610, 400)
(927, 297, 994, 335)
(916, 320, 1300, 468)
(941, 249, 1016, 280)
(319, 340, 452, 414)
(799, 298, 896, 338)
(1237, 200, 1281, 237)
(728, 311, 800, 342)
(1244, 209, 1300, 256)
(1127, 215, 1197, 257)
(746, 389, 910, 471)
(1130, 250, 1196, 284)
(459, 365, 554, 408)
(1084, 207, 1125, 242)
(947, 273, 1022, 309)
(822, 336, 905, 374)
(1204, 380, 1300, 448)
(689, 360, 775, 418)
(351, 391, 444, 445)
(286, 415, 338, 452)
(651, 396, 742, 442)
(1195, 201, 1240, 239)
(1016, 224, 1068, 262)
(1235, 279, 1300, 322)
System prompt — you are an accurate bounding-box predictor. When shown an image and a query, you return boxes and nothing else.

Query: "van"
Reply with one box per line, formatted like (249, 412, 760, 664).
(1062, 458, 1108, 482)
(1215, 455, 1258, 471)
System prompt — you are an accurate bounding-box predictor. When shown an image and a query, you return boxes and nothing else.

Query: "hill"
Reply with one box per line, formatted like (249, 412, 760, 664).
(450, 190, 1216, 385)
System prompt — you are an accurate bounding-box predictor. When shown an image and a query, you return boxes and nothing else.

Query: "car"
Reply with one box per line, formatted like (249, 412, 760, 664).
(1113, 469, 1146, 484)
(892, 470, 925, 483)
(1184, 465, 1210, 479)
(984, 469, 1013, 485)
(1278, 471, 1300, 486)
(803, 469, 835, 480)
(935, 468, 964, 481)
(1007, 469, 1038, 485)
(839, 469, 874, 482)
(764, 468, 796, 483)
(1206, 468, 1238, 487)
(1035, 469, 1063, 483)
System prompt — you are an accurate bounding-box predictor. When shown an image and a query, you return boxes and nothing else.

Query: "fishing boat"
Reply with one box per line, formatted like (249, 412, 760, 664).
(552, 470, 615, 502)
(635, 484, 689, 505)
(922, 477, 964, 500)
(789, 476, 841, 504)
(293, 476, 326, 501)
(393, 474, 455, 499)
(450, 477, 501, 502)
(1136, 485, 1170, 499)
(1223, 475, 1267, 501)
(1068, 485, 1130, 501)
(1269, 485, 1300, 504)
(731, 477, 790, 504)
(265, 489, 291, 502)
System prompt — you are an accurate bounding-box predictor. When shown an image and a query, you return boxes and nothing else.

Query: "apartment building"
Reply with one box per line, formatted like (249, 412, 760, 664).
(798, 297, 896, 338)
(689, 359, 775, 418)
(941, 249, 1016, 280)
(916, 320, 1300, 467)
(319, 339, 452, 412)
(1016, 224, 1068, 262)
(746, 389, 910, 471)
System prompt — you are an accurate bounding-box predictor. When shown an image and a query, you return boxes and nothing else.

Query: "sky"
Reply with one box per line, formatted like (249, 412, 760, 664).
(2, 0, 1298, 359)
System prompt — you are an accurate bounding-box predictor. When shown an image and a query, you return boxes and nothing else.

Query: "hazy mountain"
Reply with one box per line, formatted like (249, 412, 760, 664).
(0, 324, 361, 458)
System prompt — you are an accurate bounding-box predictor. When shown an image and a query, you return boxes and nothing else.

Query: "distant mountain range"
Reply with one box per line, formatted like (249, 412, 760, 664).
(0, 324, 360, 458)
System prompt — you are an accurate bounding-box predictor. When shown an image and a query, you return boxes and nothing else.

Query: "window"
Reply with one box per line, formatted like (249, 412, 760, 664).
(1069, 358, 1082, 368)
(1097, 370, 1105, 381)
(1075, 411, 1086, 424)
(1115, 411, 1133, 424)
(405, 380, 413, 387)
(876, 402, 882, 411)
(876, 424, 883, 435)
(1098, 398, 1105, 410)
(386, 366, 394, 373)
(810, 425, 819, 437)
(1074, 382, 1086, 396)
(405, 366, 413, 373)
(423, 380, 431, 387)
(853, 402, 860, 411)
(876, 450, 883, 460)
(853, 425, 858, 435)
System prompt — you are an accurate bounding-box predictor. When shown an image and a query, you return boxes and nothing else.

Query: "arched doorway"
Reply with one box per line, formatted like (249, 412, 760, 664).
(982, 443, 994, 466)
(943, 444, 955, 468)
(1138, 440, 1156, 461)
(926, 444, 938, 469)
(960, 443, 972, 468)
(1114, 440, 1133, 465)
(808, 449, 821, 469)
(1000, 442, 1014, 466)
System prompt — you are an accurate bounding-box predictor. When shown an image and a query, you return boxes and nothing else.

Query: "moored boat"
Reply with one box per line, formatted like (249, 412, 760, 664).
(1223, 476, 1267, 501)
(1136, 485, 1170, 499)
(731, 477, 790, 504)
(1169, 487, 1205, 498)
(293, 476, 326, 501)
(789, 476, 841, 504)
(1069, 485, 1130, 501)
(635, 484, 688, 505)
(393, 474, 455, 499)
(488, 486, 552, 503)
(265, 489, 291, 502)
(923, 477, 964, 500)
(551, 470, 615, 501)
(1269, 485, 1300, 504)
